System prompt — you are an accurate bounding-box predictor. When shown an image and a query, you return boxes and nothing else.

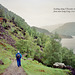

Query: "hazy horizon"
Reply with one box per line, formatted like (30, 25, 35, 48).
(0, 0, 75, 27)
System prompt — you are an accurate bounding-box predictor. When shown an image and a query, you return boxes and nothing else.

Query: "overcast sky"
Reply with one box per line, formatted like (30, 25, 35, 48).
(0, 0, 75, 27)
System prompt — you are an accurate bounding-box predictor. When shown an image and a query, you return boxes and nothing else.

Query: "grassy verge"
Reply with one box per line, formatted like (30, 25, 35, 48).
(0, 46, 14, 74)
(22, 59, 71, 75)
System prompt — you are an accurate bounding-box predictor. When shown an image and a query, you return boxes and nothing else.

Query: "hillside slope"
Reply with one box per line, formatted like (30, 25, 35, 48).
(22, 60, 70, 75)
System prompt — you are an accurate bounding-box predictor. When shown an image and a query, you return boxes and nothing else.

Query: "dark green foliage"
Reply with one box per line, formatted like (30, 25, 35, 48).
(36, 37, 41, 46)
(42, 37, 62, 66)
(16, 39, 38, 58)
(0, 9, 4, 17)
(61, 47, 75, 68)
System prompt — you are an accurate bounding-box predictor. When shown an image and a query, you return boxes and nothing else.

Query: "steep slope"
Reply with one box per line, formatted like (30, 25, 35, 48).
(53, 22, 75, 36)
(0, 4, 31, 33)
(0, 21, 20, 74)
(0, 24, 15, 47)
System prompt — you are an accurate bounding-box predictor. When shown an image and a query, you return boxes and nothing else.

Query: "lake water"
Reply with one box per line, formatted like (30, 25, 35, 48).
(61, 36, 75, 53)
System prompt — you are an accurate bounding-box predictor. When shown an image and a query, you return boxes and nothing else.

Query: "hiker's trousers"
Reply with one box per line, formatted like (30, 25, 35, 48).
(17, 59, 21, 67)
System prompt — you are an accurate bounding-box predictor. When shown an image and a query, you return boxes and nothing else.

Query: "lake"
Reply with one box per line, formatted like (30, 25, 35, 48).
(61, 36, 75, 53)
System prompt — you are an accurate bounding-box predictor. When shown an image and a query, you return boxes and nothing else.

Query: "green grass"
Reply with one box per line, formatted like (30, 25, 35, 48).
(22, 60, 71, 75)
(0, 42, 15, 74)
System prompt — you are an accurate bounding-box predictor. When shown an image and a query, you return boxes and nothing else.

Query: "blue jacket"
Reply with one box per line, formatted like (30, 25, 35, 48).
(16, 53, 22, 60)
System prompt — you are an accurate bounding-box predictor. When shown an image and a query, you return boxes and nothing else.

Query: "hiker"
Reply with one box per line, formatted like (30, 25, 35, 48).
(16, 51, 22, 67)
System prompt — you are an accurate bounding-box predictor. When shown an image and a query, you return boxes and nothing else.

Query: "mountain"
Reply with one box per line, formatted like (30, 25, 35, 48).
(52, 22, 75, 36)
(40, 24, 63, 32)
(31, 26, 51, 36)
(40, 24, 72, 38)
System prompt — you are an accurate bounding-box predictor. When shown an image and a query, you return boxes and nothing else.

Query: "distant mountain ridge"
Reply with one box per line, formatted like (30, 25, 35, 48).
(40, 24, 63, 32)
(52, 22, 75, 36)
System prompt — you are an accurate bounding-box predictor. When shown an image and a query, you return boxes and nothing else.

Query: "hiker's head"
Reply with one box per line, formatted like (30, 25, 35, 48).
(18, 51, 20, 53)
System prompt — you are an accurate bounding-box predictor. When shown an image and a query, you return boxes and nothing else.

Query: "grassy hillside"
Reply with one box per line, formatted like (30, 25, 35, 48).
(53, 22, 75, 36)
(0, 40, 15, 74)
(0, 50, 13, 74)
(22, 60, 70, 75)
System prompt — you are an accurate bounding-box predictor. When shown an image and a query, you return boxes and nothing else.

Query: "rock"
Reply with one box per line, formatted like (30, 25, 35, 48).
(27, 58, 33, 60)
(66, 65, 72, 69)
(0, 60, 4, 65)
(53, 62, 66, 69)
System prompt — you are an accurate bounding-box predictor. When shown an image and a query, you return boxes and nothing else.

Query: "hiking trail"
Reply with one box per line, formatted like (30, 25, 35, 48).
(1, 60, 27, 75)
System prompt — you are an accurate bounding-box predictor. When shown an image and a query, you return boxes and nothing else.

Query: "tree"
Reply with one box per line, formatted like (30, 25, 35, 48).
(42, 37, 62, 66)
(61, 47, 75, 68)
(51, 32, 61, 42)
(0, 9, 4, 17)
(16, 39, 37, 58)
(37, 37, 41, 45)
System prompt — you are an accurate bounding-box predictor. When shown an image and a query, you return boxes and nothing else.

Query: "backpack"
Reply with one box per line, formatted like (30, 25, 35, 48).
(16, 54, 20, 59)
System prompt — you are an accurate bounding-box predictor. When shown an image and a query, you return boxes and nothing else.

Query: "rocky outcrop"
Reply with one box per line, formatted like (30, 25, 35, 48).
(53, 62, 75, 75)
(53, 62, 66, 69)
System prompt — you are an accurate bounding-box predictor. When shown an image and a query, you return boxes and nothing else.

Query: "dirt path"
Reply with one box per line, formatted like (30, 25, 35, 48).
(2, 60, 27, 75)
